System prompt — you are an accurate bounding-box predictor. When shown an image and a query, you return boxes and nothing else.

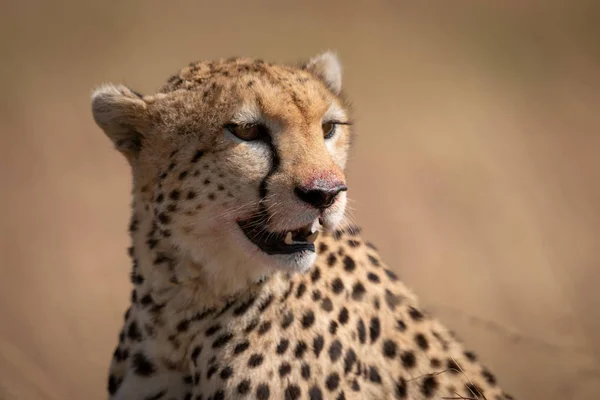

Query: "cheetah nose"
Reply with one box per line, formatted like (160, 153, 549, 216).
(294, 183, 347, 210)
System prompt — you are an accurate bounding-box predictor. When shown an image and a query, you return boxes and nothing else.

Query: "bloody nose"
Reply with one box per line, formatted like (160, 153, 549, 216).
(294, 183, 347, 209)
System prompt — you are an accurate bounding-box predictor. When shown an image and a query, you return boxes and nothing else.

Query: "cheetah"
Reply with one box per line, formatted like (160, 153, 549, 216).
(92, 52, 515, 400)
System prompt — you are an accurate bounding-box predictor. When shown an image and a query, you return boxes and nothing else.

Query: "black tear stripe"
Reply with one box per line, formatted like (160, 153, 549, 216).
(257, 134, 280, 213)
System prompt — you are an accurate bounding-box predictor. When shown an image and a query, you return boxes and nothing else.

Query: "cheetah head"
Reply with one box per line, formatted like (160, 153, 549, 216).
(91, 52, 352, 286)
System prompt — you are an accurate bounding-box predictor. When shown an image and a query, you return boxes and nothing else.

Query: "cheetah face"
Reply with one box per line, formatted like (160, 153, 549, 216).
(92, 52, 351, 282)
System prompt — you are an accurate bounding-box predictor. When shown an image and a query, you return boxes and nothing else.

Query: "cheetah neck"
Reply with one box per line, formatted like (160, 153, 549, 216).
(127, 203, 287, 319)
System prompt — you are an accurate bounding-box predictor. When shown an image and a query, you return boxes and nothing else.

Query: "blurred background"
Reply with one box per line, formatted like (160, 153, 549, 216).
(1, 1, 599, 399)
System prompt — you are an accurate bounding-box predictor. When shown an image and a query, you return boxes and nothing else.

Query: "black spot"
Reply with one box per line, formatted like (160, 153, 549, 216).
(415, 333, 429, 350)
(285, 385, 301, 400)
(401, 351, 416, 368)
(127, 320, 142, 341)
(158, 213, 170, 224)
(193, 372, 200, 384)
(191, 346, 202, 363)
(295, 341, 308, 358)
(396, 319, 407, 332)
(385, 269, 399, 281)
(208, 193, 216, 200)
(108, 374, 120, 395)
(395, 377, 408, 398)
(220, 366, 233, 380)
(343, 349, 357, 374)
(313, 335, 324, 357)
(281, 281, 294, 302)
(279, 362, 292, 377)
(357, 319, 366, 343)
(311, 267, 321, 282)
(464, 350, 478, 362)
(331, 278, 344, 294)
(204, 178, 211, 185)
(347, 239, 360, 247)
(302, 310, 315, 328)
(296, 283, 307, 298)
(408, 307, 424, 321)
(169, 190, 180, 200)
(318, 242, 329, 253)
(367, 254, 380, 266)
(205, 324, 221, 336)
(385, 290, 401, 310)
(212, 391, 225, 400)
(369, 317, 381, 343)
(446, 358, 461, 373)
(258, 294, 274, 312)
(329, 320, 338, 335)
(233, 296, 256, 316)
(327, 253, 337, 266)
(329, 339, 343, 362)
(276, 339, 290, 355)
(343, 256, 356, 272)
(178, 170, 188, 180)
(321, 298, 333, 312)
(309, 386, 323, 400)
(248, 353, 264, 368)
(237, 380, 251, 394)
(351, 282, 366, 300)
(212, 332, 234, 348)
(367, 272, 380, 283)
(234, 341, 250, 354)
(301, 363, 311, 380)
(482, 368, 497, 385)
(422, 375, 438, 397)
(430, 358, 441, 368)
(176, 319, 190, 333)
(281, 311, 294, 329)
(312, 289, 322, 301)
(258, 321, 272, 335)
(326, 373, 340, 391)
(466, 383, 485, 398)
(191, 150, 204, 163)
(207, 365, 219, 379)
(338, 307, 349, 324)
(132, 352, 156, 376)
(256, 383, 270, 400)
(369, 366, 382, 383)
(383, 339, 397, 358)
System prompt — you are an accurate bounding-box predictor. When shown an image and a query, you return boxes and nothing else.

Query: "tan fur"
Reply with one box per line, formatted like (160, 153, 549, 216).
(92, 53, 514, 400)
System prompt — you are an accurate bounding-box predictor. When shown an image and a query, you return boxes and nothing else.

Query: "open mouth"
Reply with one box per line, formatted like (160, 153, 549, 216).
(237, 216, 321, 255)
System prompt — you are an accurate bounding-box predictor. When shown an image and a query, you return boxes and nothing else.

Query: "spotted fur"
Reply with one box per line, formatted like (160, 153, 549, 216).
(92, 53, 514, 400)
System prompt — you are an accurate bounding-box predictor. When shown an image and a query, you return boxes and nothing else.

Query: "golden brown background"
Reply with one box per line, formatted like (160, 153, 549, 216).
(1, 1, 599, 399)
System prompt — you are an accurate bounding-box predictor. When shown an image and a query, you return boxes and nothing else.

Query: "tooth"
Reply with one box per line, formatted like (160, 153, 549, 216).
(307, 231, 319, 244)
(284, 232, 293, 245)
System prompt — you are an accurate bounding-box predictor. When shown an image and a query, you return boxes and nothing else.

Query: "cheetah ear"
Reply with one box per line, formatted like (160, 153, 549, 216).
(91, 83, 148, 158)
(304, 51, 342, 94)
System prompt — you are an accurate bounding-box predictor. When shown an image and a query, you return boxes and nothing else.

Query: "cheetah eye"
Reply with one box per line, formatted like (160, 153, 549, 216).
(225, 123, 266, 141)
(322, 121, 337, 139)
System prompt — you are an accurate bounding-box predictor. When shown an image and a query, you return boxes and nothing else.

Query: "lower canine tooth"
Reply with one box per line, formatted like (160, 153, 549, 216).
(284, 232, 293, 245)
(307, 231, 319, 244)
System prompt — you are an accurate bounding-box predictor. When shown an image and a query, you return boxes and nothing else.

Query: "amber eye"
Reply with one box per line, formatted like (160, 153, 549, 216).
(226, 123, 264, 141)
(322, 121, 336, 139)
